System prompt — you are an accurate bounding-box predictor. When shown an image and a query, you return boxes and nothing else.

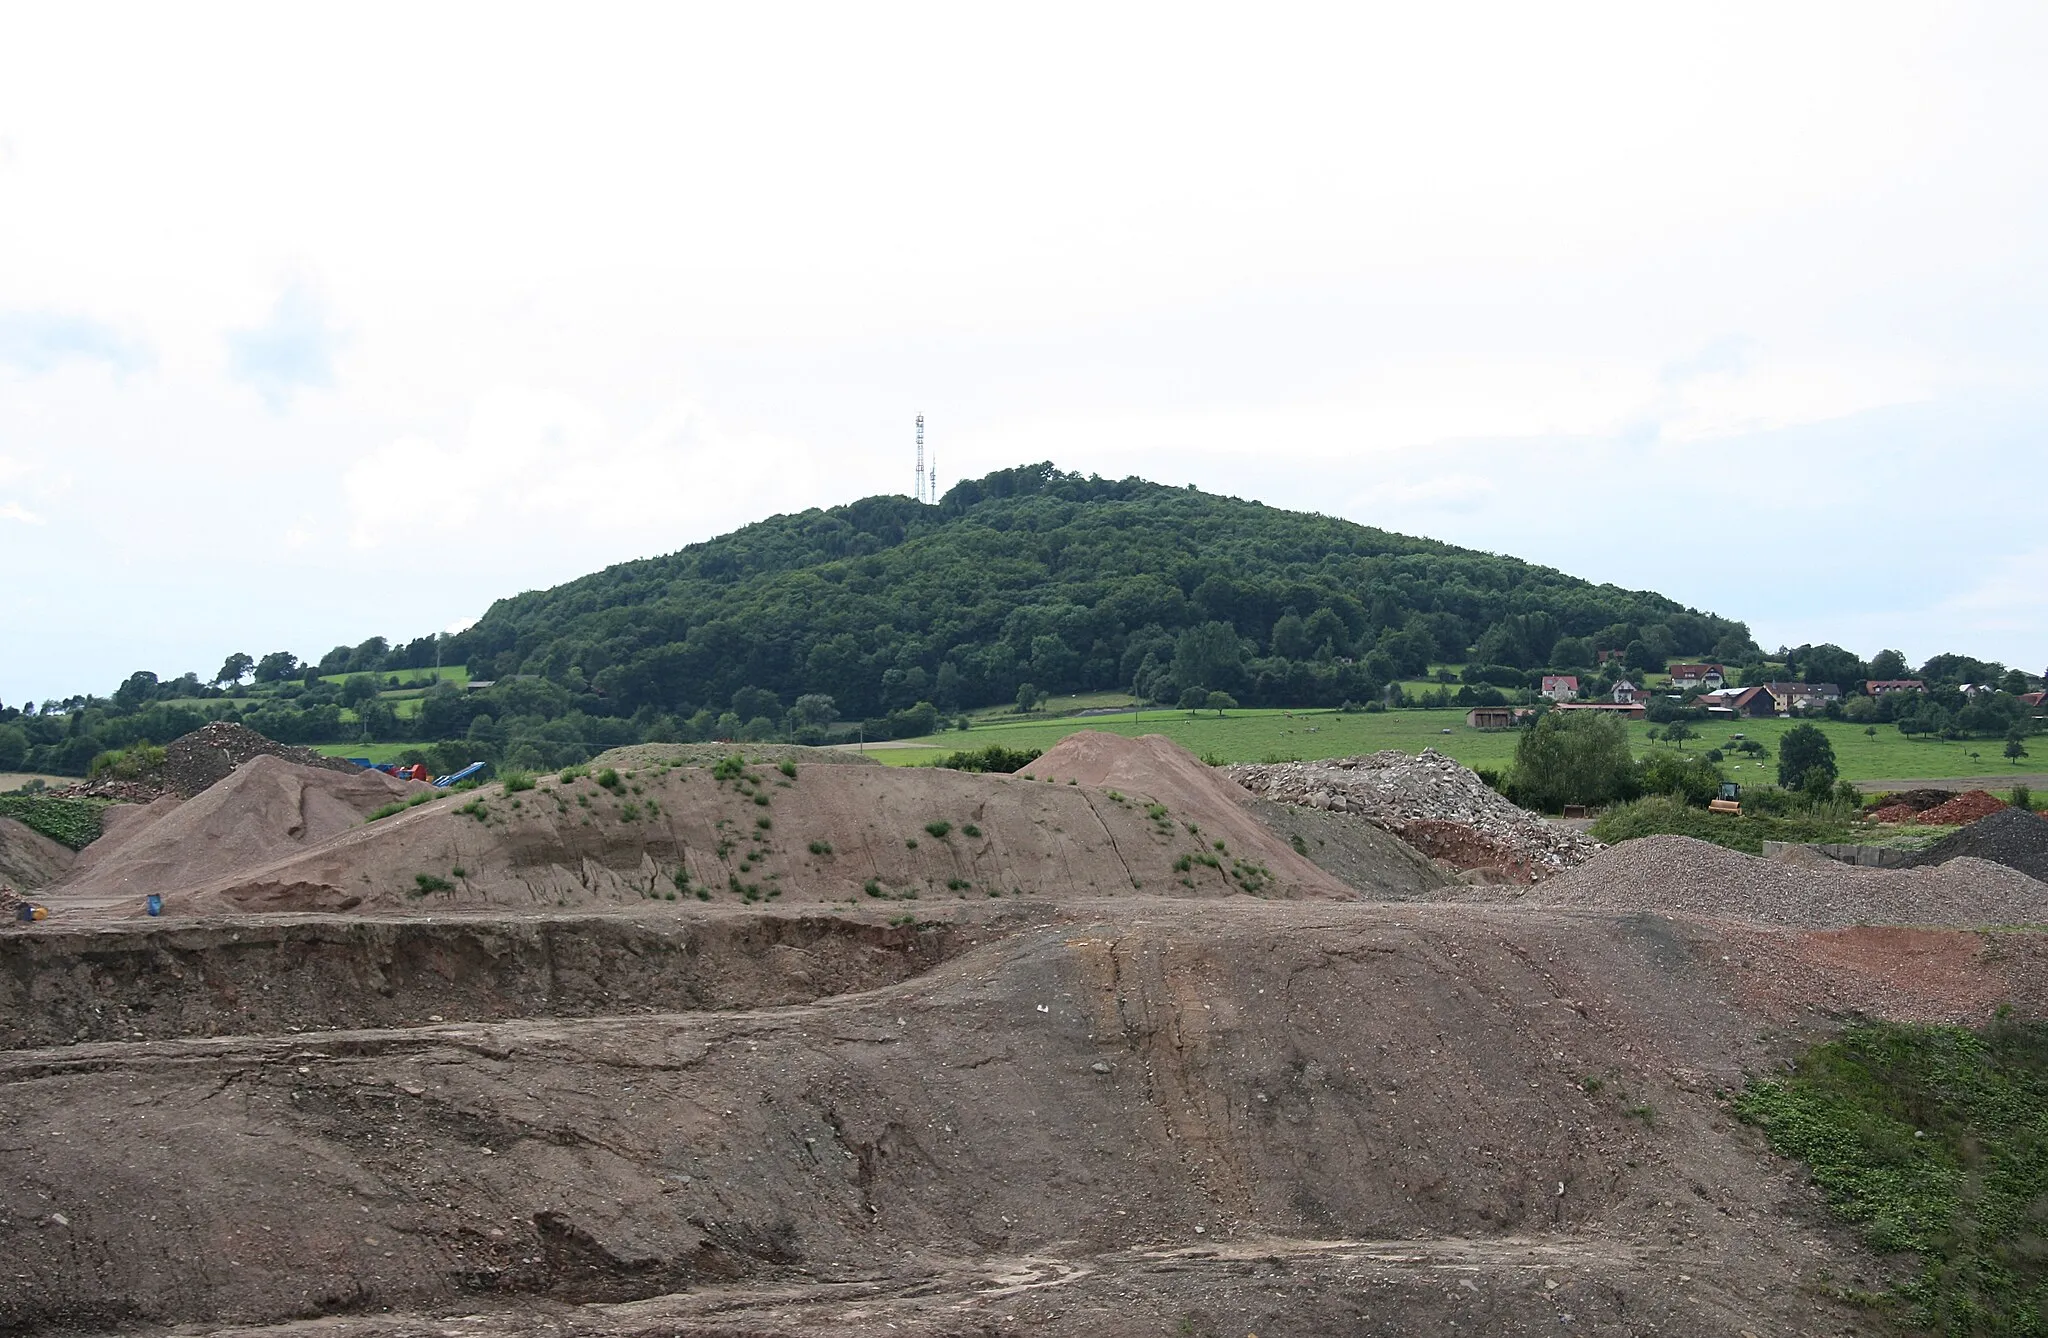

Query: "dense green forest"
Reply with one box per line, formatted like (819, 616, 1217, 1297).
(2, 463, 2027, 777)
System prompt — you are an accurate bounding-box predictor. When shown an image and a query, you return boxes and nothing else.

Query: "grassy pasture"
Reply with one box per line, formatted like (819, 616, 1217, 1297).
(889, 707, 2031, 786)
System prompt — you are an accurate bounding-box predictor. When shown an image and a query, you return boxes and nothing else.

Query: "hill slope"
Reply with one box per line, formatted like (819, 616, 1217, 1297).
(452, 463, 1749, 723)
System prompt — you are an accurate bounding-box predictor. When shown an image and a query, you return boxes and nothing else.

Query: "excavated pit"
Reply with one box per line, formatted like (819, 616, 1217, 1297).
(0, 912, 987, 1049)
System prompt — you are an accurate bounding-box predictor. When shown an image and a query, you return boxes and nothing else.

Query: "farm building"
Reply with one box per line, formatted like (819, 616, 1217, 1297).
(1540, 675, 1579, 701)
(1464, 706, 1531, 730)
(1865, 679, 1925, 696)
(1730, 686, 1779, 717)
(1554, 701, 1648, 721)
(1611, 679, 1642, 705)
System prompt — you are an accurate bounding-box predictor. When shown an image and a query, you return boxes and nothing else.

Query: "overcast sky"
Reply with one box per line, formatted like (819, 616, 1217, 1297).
(3, 4, 2044, 705)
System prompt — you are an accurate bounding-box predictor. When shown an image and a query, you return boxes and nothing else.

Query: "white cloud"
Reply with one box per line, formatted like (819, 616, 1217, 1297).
(0, 501, 42, 525)
(341, 387, 835, 553)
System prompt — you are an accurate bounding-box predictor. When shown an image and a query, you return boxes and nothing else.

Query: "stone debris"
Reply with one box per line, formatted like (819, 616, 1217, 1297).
(1536, 834, 2048, 929)
(1226, 749, 1601, 879)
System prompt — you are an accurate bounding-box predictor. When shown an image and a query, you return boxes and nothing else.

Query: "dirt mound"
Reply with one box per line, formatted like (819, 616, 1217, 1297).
(1538, 834, 2048, 928)
(1240, 796, 1453, 898)
(99, 746, 1353, 919)
(0, 899, 1926, 1334)
(0, 817, 73, 891)
(1904, 805, 2048, 881)
(1913, 788, 2012, 825)
(51, 754, 421, 914)
(161, 720, 362, 798)
(1868, 787, 1963, 815)
(1228, 749, 1602, 878)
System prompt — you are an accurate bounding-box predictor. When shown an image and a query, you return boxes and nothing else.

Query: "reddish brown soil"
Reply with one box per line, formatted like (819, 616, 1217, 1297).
(1914, 789, 2011, 824)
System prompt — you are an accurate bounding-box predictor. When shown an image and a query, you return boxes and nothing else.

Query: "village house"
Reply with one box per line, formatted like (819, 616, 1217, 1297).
(1766, 682, 1841, 714)
(1540, 674, 1579, 702)
(1611, 679, 1642, 705)
(1667, 663, 1725, 690)
(1865, 679, 1925, 696)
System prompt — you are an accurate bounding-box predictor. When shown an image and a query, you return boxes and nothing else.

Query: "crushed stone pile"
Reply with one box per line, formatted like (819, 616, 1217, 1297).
(161, 722, 360, 798)
(1902, 806, 2048, 882)
(1910, 789, 2011, 826)
(1536, 833, 2048, 929)
(1227, 749, 1602, 880)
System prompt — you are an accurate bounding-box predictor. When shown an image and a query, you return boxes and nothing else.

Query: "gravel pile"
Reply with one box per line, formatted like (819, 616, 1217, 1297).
(1902, 806, 2048, 882)
(160, 723, 360, 798)
(1227, 749, 1602, 877)
(1537, 833, 2048, 929)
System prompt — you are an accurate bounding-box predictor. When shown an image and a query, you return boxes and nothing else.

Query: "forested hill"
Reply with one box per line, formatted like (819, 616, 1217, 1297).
(451, 462, 1752, 722)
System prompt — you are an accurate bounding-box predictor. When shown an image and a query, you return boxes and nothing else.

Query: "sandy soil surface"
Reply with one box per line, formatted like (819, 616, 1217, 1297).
(4, 734, 2043, 1335)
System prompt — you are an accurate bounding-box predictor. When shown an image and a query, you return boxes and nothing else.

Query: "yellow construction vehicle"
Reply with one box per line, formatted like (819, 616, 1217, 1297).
(1708, 781, 1742, 816)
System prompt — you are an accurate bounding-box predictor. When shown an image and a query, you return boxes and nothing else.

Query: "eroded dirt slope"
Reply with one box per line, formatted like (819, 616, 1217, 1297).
(1, 897, 1992, 1335)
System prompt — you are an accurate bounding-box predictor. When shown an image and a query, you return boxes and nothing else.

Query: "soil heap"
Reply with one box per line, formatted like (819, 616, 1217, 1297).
(1228, 748, 1602, 880)
(1536, 833, 2048, 928)
(54, 754, 423, 913)
(1903, 804, 2048, 882)
(46, 738, 1352, 920)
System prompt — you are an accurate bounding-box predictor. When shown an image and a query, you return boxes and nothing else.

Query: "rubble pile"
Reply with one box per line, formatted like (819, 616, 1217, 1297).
(1227, 749, 1603, 879)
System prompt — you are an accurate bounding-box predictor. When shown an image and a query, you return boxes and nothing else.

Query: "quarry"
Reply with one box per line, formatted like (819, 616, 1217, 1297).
(5, 730, 2048, 1336)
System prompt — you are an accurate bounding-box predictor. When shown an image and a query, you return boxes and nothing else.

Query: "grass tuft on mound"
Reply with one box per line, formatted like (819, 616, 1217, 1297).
(1737, 1017, 2048, 1333)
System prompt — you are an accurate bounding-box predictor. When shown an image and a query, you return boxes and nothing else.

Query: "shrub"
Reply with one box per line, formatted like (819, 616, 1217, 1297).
(756, 815, 772, 830)
(559, 765, 588, 782)
(961, 823, 981, 838)
(925, 819, 952, 838)
(931, 744, 1042, 773)
(864, 879, 884, 897)
(596, 768, 623, 791)
(778, 759, 797, 778)
(367, 802, 405, 822)
(413, 873, 454, 895)
(807, 840, 833, 855)
(2015, 785, 2033, 811)
(501, 769, 535, 793)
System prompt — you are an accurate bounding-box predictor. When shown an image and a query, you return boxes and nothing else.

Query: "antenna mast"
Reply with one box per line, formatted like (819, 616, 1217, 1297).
(915, 414, 926, 503)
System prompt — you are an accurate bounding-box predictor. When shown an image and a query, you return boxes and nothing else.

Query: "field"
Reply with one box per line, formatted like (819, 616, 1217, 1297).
(893, 707, 2039, 788)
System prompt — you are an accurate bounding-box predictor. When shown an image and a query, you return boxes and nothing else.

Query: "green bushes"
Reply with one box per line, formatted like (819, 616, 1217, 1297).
(596, 768, 622, 791)
(0, 795, 108, 850)
(501, 769, 535, 793)
(924, 819, 952, 838)
(412, 873, 454, 895)
(1589, 794, 1862, 854)
(931, 744, 1043, 773)
(1737, 1018, 2048, 1331)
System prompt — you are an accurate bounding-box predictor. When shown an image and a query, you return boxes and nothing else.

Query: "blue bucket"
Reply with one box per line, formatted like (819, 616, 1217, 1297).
(13, 904, 31, 923)
(145, 894, 162, 917)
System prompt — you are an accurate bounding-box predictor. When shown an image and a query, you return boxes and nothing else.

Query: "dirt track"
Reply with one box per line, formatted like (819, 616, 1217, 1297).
(4, 732, 2045, 1335)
